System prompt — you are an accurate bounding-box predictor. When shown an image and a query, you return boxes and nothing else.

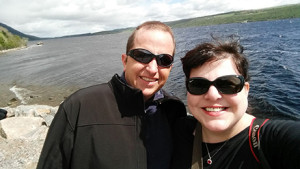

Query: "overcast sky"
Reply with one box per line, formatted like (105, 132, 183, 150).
(0, 0, 299, 38)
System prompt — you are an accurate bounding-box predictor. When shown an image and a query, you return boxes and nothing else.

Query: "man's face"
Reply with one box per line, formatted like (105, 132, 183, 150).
(122, 29, 174, 101)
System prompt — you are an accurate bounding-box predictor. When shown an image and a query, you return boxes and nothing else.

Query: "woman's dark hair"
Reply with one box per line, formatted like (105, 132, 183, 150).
(181, 36, 250, 82)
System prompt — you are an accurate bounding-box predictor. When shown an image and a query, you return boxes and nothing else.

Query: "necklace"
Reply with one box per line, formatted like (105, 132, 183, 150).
(205, 140, 228, 165)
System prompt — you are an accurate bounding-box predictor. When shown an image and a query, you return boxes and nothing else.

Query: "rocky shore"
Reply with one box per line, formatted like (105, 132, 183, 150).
(0, 84, 75, 169)
(0, 105, 58, 169)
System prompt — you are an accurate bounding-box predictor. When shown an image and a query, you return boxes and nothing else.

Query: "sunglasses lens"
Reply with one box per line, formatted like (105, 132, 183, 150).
(157, 54, 173, 67)
(128, 49, 173, 67)
(129, 49, 153, 63)
(215, 75, 244, 94)
(187, 75, 244, 95)
(187, 78, 211, 95)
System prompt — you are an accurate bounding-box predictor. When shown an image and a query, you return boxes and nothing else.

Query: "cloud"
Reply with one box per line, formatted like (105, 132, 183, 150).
(0, 0, 299, 37)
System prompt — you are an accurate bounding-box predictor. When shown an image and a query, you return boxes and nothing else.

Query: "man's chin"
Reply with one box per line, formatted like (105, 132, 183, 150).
(142, 89, 159, 100)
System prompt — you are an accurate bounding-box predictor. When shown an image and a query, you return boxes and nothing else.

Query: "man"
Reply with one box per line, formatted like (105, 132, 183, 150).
(37, 21, 186, 169)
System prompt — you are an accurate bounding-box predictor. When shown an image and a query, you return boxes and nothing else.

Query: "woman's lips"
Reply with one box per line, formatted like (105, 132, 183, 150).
(202, 107, 227, 117)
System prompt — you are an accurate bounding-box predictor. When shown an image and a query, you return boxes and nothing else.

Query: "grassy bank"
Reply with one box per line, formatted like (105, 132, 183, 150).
(166, 3, 300, 28)
(59, 3, 300, 38)
(1, 3, 299, 41)
(0, 27, 27, 51)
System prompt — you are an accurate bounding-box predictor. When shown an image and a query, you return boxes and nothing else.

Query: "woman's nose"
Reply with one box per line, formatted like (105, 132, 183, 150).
(203, 85, 222, 100)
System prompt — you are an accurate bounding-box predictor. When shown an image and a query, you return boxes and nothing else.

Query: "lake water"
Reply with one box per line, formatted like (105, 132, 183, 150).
(0, 18, 299, 120)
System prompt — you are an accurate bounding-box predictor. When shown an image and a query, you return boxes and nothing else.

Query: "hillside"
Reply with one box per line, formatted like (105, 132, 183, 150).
(0, 26, 27, 51)
(0, 23, 40, 41)
(72, 3, 300, 37)
(166, 3, 300, 28)
(0, 3, 299, 41)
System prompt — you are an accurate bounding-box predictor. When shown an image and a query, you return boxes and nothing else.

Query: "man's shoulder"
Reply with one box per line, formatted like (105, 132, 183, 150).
(59, 82, 121, 125)
(63, 83, 113, 105)
(160, 90, 181, 102)
(71, 83, 109, 97)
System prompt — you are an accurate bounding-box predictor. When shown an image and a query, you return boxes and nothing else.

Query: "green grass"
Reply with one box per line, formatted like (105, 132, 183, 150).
(166, 3, 300, 28)
(65, 3, 300, 38)
(1, 3, 299, 44)
(0, 27, 27, 51)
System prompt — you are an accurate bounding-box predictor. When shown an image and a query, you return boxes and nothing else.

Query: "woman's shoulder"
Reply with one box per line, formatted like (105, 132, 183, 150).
(259, 119, 300, 168)
(263, 118, 300, 131)
(260, 118, 300, 143)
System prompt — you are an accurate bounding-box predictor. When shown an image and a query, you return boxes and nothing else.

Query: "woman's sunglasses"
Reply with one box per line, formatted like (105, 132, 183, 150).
(127, 48, 174, 67)
(186, 75, 245, 95)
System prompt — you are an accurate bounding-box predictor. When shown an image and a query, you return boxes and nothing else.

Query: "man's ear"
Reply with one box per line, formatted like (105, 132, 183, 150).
(121, 54, 127, 71)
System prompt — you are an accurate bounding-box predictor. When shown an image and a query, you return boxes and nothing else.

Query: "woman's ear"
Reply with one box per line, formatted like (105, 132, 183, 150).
(244, 82, 250, 95)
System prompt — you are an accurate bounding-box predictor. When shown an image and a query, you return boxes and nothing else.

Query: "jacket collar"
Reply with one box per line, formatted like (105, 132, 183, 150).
(119, 72, 164, 102)
(109, 74, 146, 117)
(109, 73, 186, 119)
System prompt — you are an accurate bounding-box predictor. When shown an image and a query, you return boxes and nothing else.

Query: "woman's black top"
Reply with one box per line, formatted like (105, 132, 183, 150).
(172, 116, 300, 169)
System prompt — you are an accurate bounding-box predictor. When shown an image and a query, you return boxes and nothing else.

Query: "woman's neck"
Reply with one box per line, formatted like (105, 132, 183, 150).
(202, 113, 255, 143)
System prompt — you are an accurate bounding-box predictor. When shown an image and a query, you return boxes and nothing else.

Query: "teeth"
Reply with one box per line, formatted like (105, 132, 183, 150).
(141, 77, 156, 82)
(205, 107, 225, 112)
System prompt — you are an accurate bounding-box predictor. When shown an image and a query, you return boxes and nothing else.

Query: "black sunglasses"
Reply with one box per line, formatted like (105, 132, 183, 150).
(127, 48, 173, 67)
(187, 75, 245, 95)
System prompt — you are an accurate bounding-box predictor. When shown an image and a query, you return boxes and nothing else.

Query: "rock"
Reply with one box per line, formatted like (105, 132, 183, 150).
(0, 104, 58, 169)
(0, 137, 45, 169)
(3, 105, 58, 118)
(43, 115, 54, 127)
(4, 107, 15, 117)
(10, 98, 17, 102)
(23, 125, 49, 140)
(25, 162, 38, 169)
(0, 117, 45, 140)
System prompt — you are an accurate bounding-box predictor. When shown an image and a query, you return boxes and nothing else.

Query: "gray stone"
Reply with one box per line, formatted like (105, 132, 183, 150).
(0, 104, 58, 169)
(0, 137, 45, 169)
(0, 117, 45, 140)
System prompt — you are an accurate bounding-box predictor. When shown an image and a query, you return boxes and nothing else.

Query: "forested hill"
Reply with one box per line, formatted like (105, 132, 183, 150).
(71, 3, 300, 37)
(0, 3, 299, 40)
(166, 3, 300, 28)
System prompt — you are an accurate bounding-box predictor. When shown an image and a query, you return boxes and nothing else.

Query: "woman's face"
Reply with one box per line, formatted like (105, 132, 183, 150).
(187, 57, 249, 134)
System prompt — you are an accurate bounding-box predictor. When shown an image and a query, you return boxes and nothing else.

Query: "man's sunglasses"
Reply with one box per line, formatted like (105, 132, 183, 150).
(127, 48, 174, 67)
(186, 75, 245, 95)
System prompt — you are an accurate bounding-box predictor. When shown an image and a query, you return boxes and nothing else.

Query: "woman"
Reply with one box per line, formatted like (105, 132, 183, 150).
(172, 38, 300, 169)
